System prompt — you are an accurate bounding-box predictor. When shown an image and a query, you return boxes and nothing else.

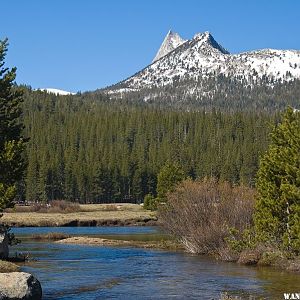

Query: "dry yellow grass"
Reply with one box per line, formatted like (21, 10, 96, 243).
(79, 203, 145, 212)
(2, 203, 156, 227)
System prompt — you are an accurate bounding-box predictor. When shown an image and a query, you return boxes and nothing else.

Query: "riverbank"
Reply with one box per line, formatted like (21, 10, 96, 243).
(54, 235, 300, 273)
(2, 203, 157, 227)
(255, 250, 300, 273)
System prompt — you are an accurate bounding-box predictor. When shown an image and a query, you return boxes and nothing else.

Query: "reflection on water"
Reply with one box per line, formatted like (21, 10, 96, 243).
(11, 227, 300, 300)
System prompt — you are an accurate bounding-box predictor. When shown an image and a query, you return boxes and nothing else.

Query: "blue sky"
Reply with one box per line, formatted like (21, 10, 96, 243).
(1, 0, 300, 93)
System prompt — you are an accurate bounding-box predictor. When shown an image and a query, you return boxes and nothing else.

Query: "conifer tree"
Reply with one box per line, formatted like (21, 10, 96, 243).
(0, 39, 26, 210)
(157, 161, 186, 202)
(254, 107, 300, 252)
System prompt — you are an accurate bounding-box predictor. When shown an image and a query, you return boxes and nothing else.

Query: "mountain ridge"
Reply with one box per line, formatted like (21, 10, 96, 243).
(104, 30, 300, 103)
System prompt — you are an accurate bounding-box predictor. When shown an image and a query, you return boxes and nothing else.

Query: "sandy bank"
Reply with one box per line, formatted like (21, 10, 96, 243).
(56, 236, 182, 251)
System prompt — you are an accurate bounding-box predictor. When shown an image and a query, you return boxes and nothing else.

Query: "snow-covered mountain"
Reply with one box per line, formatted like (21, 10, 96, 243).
(152, 30, 186, 62)
(106, 30, 300, 100)
(38, 88, 75, 95)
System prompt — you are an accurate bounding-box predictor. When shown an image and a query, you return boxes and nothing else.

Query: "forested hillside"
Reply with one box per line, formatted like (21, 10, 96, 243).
(107, 77, 300, 111)
(18, 88, 278, 203)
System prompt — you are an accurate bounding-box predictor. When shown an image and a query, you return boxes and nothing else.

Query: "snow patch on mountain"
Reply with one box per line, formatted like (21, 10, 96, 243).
(38, 88, 75, 95)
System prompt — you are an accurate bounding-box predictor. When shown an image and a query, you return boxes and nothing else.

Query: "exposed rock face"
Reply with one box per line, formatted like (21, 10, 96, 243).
(152, 30, 186, 62)
(0, 272, 42, 300)
(0, 233, 9, 259)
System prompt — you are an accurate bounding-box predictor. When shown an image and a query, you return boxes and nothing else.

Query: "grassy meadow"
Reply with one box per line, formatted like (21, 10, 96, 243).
(2, 203, 156, 227)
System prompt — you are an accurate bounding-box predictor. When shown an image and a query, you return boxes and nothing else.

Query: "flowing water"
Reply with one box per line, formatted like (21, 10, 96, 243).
(11, 227, 300, 299)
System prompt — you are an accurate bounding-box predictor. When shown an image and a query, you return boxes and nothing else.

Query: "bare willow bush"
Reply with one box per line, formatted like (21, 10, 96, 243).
(158, 178, 255, 255)
(47, 200, 81, 213)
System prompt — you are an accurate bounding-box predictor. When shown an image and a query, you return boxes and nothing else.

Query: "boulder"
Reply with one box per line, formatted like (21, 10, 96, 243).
(0, 272, 42, 300)
(0, 233, 9, 259)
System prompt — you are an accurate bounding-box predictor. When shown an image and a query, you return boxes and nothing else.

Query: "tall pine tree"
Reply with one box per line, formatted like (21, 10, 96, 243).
(254, 107, 300, 252)
(0, 39, 27, 210)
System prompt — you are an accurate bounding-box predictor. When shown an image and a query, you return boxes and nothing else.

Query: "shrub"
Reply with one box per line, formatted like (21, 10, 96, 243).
(225, 228, 256, 253)
(4, 205, 32, 213)
(48, 200, 81, 213)
(101, 204, 118, 211)
(31, 232, 70, 240)
(158, 178, 255, 255)
(143, 194, 158, 211)
(5, 200, 81, 213)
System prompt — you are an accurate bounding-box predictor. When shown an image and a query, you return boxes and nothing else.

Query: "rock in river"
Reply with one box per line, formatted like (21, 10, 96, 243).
(0, 272, 42, 300)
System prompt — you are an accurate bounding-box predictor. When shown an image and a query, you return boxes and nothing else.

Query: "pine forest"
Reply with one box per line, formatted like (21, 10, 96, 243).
(20, 88, 280, 204)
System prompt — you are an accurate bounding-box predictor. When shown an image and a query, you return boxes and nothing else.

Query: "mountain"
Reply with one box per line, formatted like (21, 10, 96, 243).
(104, 30, 300, 109)
(152, 30, 186, 62)
(38, 88, 75, 95)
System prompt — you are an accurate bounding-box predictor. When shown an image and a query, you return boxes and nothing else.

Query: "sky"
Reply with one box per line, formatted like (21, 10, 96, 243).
(1, 0, 300, 93)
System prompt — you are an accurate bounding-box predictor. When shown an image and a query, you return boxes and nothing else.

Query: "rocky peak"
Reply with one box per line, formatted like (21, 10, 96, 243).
(152, 30, 186, 62)
(192, 31, 229, 54)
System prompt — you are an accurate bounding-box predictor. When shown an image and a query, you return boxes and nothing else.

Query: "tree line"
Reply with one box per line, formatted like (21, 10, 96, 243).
(19, 88, 278, 203)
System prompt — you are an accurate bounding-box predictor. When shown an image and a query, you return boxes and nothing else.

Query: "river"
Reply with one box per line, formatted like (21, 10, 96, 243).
(11, 227, 300, 299)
